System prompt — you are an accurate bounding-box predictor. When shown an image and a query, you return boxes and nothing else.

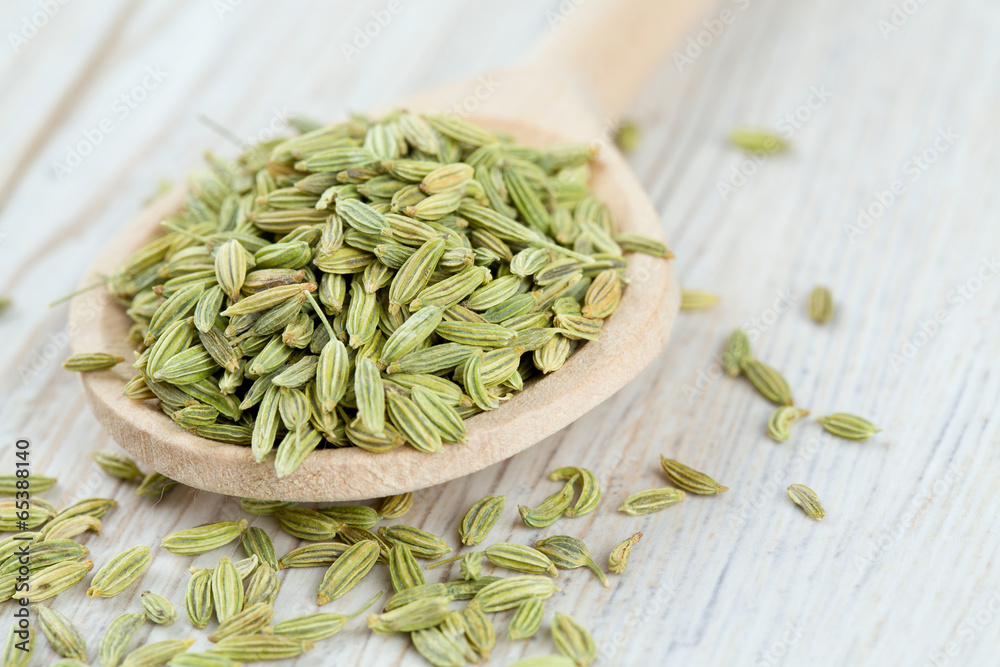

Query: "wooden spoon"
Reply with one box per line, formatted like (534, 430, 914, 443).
(69, 0, 706, 501)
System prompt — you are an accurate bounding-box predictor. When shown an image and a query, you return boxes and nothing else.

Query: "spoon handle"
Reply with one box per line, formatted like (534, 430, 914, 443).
(528, 0, 717, 119)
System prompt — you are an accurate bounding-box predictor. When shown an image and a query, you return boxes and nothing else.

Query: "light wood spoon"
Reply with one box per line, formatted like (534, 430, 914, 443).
(69, 0, 707, 501)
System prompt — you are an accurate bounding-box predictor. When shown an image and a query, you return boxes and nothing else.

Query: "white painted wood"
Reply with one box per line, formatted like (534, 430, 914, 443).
(1, 0, 999, 665)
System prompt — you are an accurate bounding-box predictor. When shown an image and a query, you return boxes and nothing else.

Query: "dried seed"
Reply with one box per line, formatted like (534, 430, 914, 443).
(277, 542, 350, 569)
(221, 283, 316, 317)
(62, 352, 124, 372)
(198, 329, 242, 373)
(460, 352, 495, 411)
(237, 527, 277, 571)
(389, 372, 464, 405)
(24, 560, 93, 602)
(146, 318, 194, 378)
(581, 269, 622, 319)
(34, 605, 86, 660)
(481, 293, 534, 323)
(533, 333, 571, 374)
(385, 343, 477, 375)
(345, 280, 378, 348)
(411, 625, 467, 667)
(167, 653, 240, 667)
(250, 385, 280, 463)
(459, 495, 505, 546)
(386, 390, 443, 453)
(552, 612, 596, 667)
(385, 582, 449, 611)
(316, 540, 380, 605)
(518, 477, 576, 528)
(0, 474, 56, 495)
(729, 127, 789, 153)
(185, 568, 214, 629)
(273, 427, 323, 478)
(215, 239, 248, 301)
(0, 540, 88, 593)
(608, 532, 642, 574)
(808, 285, 834, 323)
(93, 450, 143, 482)
(484, 543, 558, 576)
(208, 635, 312, 661)
(354, 357, 385, 434)
(445, 576, 501, 600)
(377, 493, 413, 519)
(436, 320, 515, 348)
(0, 498, 53, 530)
(2, 618, 33, 667)
(276, 508, 342, 542)
(88, 544, 151, 597)
(614, 232, 674, 258)
(378, 525, 451, 559)
(460, 552, 483, 581)
(388, 236, 447, 314)
(816, 413, 881, 440)
(345, 420, 405, 452)
(242, 563, 280, 609)
(208, 602, 273, 643)
(379, 305, 445, 365)
(272, 591, 381, 641)
(122, 638, 196, 667)
(508, 597, 544, 641)
(122, 373, 156, 400)
(680, 289, 720, 311)
(99, 612, 145, 667)
(389, 544, 426, 592)
(440, 608, 481, 663)
(211, 557, 244, 622)
(740, 358, 794, 406)
(410, 386, 467, 444)
(768, 407, 811, 442)
(462, 602, 495, 659)
(472, 575, 560, 612)
(194, 286, 225, 332)
(316, 505, 380, 530)
(549, 467, 601, 517)
(534, 535, 608, 587)
(232, 555, 259, 579)
(135, 472, 177, 499)
(788, 483, 825, 520)
(0, 532, 40, 565)
(161, 520, 247, 555)
(423, 112, 497, 146)
(724, 328, 750, 376)
(367, 596, 450, 634)
(39, 515, 102, 541)
(618, 487, 685, 516)
(410, 266, 491, 311)
(171, 403, 220, 428)
(45, 498, 111, 521)
(239, 498, 296, 516)
(504, 165, 551, 233)
(315, 339, 350, 413)
(659, 457, 728, 494)
(337, 197, 392, 237)
(142, 590, 177, 625)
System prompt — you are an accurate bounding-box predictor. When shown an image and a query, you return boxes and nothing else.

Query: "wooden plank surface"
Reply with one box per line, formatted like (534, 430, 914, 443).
(1, 0, 998, 664)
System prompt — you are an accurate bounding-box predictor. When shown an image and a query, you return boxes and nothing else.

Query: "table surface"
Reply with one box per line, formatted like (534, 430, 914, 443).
(2, 1, 998, 665)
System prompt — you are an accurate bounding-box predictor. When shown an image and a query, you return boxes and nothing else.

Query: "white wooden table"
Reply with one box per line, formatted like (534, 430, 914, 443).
(2, 0, 998, 664)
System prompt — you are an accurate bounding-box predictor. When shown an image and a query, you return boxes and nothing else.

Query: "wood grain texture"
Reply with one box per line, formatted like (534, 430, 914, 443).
(2, 0, 999, 665)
